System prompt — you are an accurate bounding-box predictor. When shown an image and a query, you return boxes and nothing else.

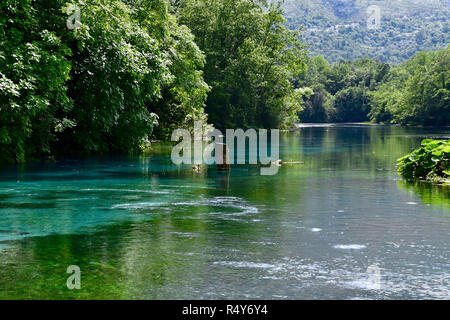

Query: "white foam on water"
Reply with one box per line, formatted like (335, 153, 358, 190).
(250, 241, 276, 245)
(172, 201, 193, 206)
(345, 278, 383, 291)
(158, 184, 214, 189)
(173, 197, 259, 217)
(58, 197, 99, 201)
(83, 188, 170, 194)
(213, 261, 277, 269)
(111, 202, 165, 209)
(333, 244, 367, 250)
(167, 232, 198, 238)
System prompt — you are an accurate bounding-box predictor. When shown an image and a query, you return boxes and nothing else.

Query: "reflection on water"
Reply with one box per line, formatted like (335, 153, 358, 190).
(0, 124, 449, 299)
(397, 180, 450, 209)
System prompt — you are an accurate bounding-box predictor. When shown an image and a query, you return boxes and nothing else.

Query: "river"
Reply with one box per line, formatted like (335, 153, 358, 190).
(0, 124, 449, 299)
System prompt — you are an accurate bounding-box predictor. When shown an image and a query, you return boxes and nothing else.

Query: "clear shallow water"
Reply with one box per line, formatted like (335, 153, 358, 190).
(0, 124, 449, 299)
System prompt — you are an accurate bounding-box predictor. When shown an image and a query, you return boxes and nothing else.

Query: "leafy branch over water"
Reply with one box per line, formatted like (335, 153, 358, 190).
(398, 139, 450, 184)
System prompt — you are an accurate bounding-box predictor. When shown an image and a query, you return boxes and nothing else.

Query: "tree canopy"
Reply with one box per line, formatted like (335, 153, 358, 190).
(0, 0, 209, 163)
(297, 47, 449, 125)
(0, 0, 448, 165)
(176, 0, 309, 129)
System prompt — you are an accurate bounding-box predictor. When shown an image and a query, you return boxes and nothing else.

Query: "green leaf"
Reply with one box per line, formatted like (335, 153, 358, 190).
(421, 139, 434, 145)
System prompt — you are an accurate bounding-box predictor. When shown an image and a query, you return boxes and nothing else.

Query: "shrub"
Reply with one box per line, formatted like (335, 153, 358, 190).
(397, 139, 450, 183)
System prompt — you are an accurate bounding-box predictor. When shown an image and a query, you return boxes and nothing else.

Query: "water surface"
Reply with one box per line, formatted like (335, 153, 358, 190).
(0, 124, 449, 299)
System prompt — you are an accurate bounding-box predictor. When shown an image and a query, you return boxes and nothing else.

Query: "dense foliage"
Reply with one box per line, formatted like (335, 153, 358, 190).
(297, 55, 390, 122)
(0, 0, 448, 164)
(176, 0, 309, 129)
(398, 139, 450, 183)
(298, 46, 449, 125)
(370, 47, 450, 125)
(283, 0, 449, 64)
(0, 0, 209, 163)
(0, 0, 72, 163)
(0, 0, 311, 163)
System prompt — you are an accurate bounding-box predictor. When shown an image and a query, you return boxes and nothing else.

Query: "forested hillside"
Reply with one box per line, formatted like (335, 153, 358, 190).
(297, 47, 450, 125)
(283, 0, 450, 63)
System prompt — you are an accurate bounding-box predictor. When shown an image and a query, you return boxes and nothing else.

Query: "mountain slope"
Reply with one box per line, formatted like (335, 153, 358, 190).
(283, 0, 450, 63)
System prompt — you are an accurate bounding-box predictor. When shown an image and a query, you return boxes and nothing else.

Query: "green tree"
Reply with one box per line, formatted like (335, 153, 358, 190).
(333, 86, 370, 122)
(370, 47, 449, 126)
(0, 0, 72, 163)
(177, 0, 309, 129)
(0, 0, 209, 162)
(59, 0, 167, 155)
(148, 11, 210, 140)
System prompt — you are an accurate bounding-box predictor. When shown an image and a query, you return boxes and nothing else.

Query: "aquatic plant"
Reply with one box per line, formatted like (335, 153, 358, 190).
(397, 139, 450, 184)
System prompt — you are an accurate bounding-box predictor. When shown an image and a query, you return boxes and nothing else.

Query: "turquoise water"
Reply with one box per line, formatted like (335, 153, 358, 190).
(0, 124, 449, 299)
